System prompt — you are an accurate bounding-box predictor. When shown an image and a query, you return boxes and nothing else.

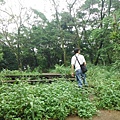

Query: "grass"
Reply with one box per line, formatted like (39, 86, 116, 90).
(0, 64, 120, 120)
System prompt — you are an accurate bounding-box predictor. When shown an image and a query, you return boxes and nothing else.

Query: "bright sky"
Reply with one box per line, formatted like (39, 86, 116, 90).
(4, 0, 85, 19)
(0, 0, 85, 33)
(4, 0, 65, 19)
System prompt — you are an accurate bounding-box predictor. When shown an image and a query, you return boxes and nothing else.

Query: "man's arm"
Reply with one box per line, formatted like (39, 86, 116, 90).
(71, 64, 75, 77)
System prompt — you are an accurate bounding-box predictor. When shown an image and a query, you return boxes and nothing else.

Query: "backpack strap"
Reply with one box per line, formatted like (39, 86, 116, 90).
(75, 55, 81, 66)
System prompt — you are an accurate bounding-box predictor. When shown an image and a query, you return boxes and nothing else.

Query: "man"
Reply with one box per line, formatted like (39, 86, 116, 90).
(71, 48, 88, 88)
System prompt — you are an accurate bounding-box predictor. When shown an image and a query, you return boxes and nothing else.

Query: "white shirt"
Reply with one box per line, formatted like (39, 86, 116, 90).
(71, 53, 86, 71)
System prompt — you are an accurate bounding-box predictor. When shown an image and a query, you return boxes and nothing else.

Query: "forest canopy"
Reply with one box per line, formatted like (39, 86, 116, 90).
(0, 0, 120, 71)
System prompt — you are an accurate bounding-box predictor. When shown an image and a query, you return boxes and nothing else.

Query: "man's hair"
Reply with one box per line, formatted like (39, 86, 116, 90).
(74, 48, 80, 54)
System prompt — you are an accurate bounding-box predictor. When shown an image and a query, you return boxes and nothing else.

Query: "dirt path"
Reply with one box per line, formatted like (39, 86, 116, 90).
(66, 110, 120, 120)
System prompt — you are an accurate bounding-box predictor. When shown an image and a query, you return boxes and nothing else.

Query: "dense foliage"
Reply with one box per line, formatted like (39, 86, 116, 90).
(87, 65, 120, 110)
(0, 1, 119, 119)
(0, 65, 120, 120)
(0, 0, 120, 71)
(0, 81, 97, 120)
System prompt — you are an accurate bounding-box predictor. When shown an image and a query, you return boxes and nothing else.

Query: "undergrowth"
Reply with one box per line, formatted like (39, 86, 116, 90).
(0, 64, 120, 120)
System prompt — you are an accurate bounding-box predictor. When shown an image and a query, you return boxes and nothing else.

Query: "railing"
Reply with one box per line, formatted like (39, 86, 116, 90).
(1, 73, 75, 84)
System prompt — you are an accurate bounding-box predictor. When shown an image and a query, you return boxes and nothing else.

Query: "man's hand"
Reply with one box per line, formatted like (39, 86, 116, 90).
(71, 72, 75, 77)
(71, 65, 75, 77)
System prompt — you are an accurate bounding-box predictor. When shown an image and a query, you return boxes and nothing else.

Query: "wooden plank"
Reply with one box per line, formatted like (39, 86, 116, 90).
(5, 73, 63, 80)
(1, 78, 75, 84)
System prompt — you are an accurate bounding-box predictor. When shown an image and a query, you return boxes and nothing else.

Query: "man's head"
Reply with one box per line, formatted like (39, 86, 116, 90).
(74, 48, 80, 54)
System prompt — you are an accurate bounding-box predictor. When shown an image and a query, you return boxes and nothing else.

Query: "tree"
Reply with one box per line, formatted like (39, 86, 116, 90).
(0, 1, 37, 70)
(78, 0, 120, 65)
(0, 0, 120, 71)
(110, 11, 120, 69)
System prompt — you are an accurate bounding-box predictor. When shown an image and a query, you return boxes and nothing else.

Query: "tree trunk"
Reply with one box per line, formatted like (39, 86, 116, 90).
(17, 27, 22, 70)
(108, 0, 112, 15)
(100, 0, 105, 28)
(51, 0, 67, 66)
(94, 40, 103, 65)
